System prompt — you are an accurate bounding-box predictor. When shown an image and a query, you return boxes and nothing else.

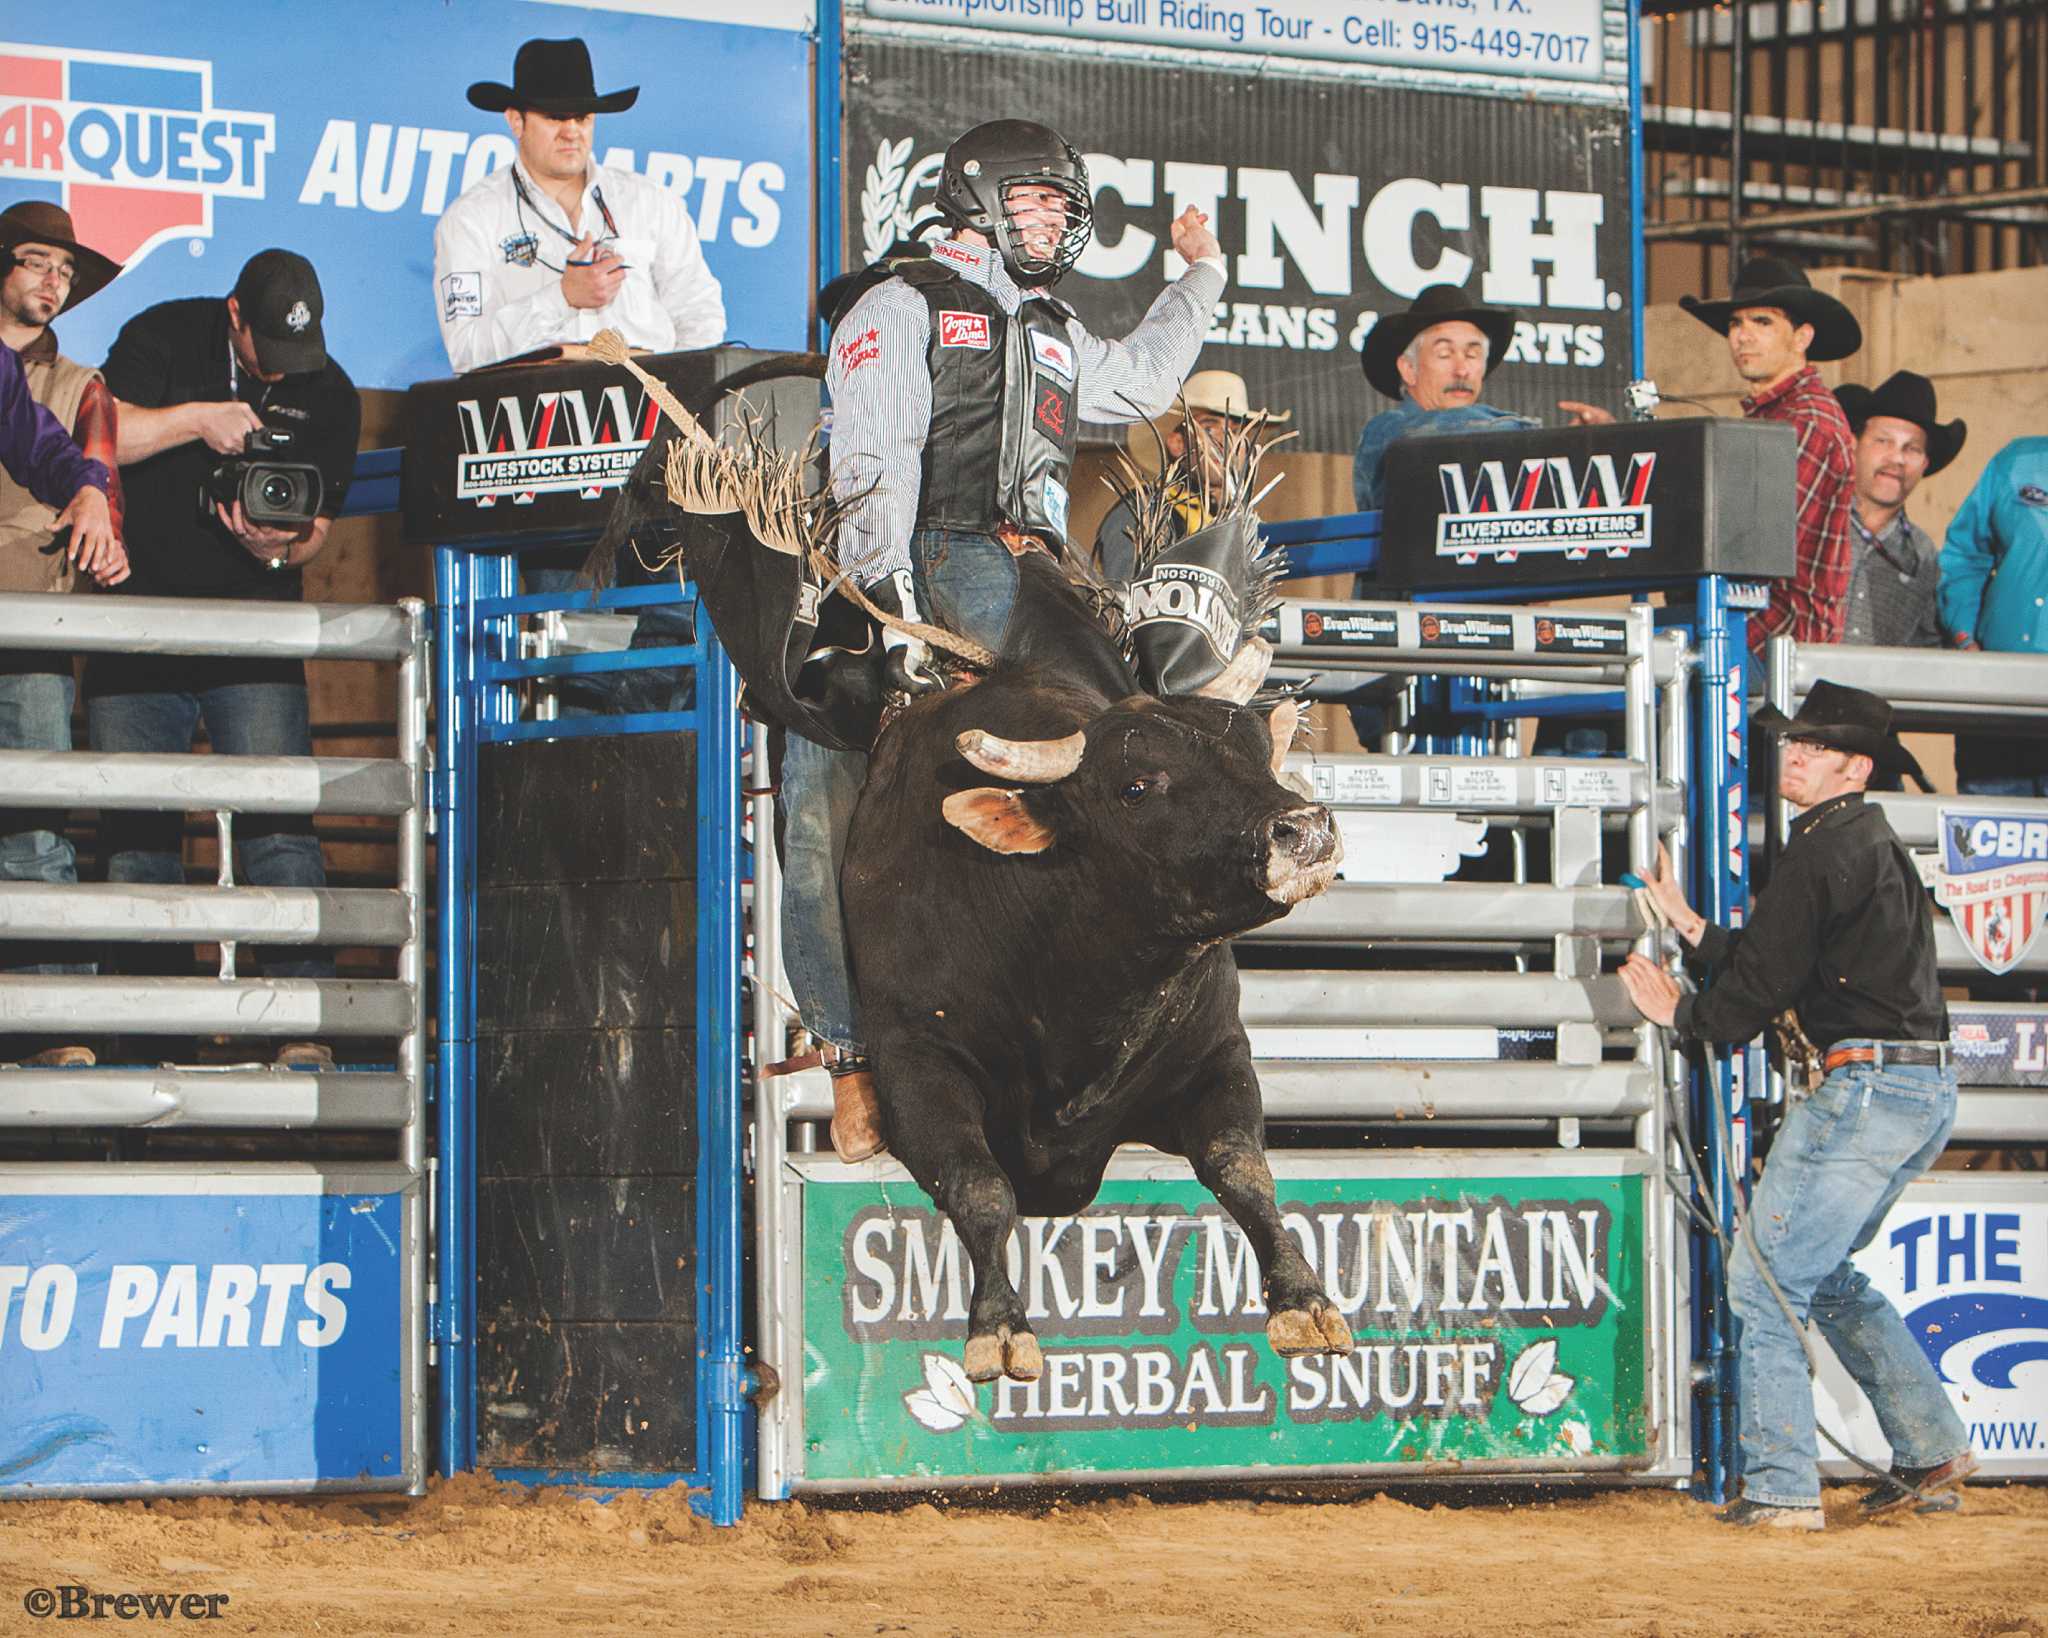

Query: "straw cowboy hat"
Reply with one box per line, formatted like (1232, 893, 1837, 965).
(468, 37, 639, 115)
(1359, 284, 1518, 401)
(1679, 256, 1862, 363)
(1753, 679, 1931, 789)
(0, 201, 121, 313)
(1123, 370, 1290, 466)
(1834, 371, 1967, 477)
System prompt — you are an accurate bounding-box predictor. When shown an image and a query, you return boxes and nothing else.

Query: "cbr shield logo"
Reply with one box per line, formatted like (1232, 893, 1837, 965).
(0, 43, 276, 273)
(1935, 810, 2048, 975)
(1434, 451, 1656, 566)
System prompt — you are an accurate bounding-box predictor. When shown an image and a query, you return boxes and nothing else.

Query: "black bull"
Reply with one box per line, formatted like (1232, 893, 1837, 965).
(595, 431, 1355, 1384)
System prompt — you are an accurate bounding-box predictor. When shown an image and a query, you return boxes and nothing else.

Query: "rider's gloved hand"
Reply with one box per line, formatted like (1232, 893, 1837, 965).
(867, 569, 943, 696)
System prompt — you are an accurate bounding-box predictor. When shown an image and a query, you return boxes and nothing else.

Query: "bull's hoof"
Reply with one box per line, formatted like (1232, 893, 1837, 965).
(964, 1325, 1043, 1384)
(1266, 1300, 1354, 1358)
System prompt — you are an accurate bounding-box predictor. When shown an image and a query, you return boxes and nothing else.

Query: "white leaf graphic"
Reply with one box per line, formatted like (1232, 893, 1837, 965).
(859, 137, 912, 263)
(921, 1351, 977, 1419)
(1506, 1338, 1558, 1405)
(1521, 1371, 1575, 1416)
(896, 153, 945, 242)
(1559, 1418, 1594, 1457)
(903, 1387, 966, 1433)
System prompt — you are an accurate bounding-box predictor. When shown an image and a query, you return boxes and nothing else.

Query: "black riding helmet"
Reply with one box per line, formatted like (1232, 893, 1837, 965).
(934, 119, 1093, 286)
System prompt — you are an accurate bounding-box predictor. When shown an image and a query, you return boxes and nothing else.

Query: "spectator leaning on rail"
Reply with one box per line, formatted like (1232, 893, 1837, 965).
(799, 117, 1224, 1163)
(1093, 370, 1291, 583)
(1680, 258, 1862, 689)
(92, 249, 360, 1069)
(1834, 371, 1964, 651)
(1936, 435, 2048, 798)
(1617, 680, 1976, 1531)
(432, 36, 726, 377)
(0, 201, 128, 1068)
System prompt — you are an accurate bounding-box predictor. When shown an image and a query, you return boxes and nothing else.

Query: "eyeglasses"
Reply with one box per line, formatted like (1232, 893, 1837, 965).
(1782, 736, 1838, 759)
(11, 251, 75, 287)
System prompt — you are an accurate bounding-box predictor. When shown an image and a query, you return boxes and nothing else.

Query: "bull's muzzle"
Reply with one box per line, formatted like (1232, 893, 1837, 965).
(1261, 803, 1343, 905)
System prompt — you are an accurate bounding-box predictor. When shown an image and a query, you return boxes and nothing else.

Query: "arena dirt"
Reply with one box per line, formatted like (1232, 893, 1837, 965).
(3, 1474, 2043, 1636)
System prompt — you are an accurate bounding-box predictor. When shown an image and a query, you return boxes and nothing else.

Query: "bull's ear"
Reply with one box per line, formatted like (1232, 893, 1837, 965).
(942, 788, 1058, 855)
(1195, 637, 1273, 704)
(1265, 697, 1300, 773)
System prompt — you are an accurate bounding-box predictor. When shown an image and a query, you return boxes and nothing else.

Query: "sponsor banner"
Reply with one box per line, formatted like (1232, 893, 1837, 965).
(2, 4, 810, 391)
(799, 1166, 1648, 1482)
(1417, 610, 1512, 650)
(1533, 614, 1626, 655)
(1948, 1011, 2048, 1087)
(846, 42, 1629, 454)
(1935, 809, 2048, 976)
(1300, 606, 1396, 647)
(0, 1180, 409, 1490)
(1813, 1184, 2048, 1476)
(862, 0, 1611, 84)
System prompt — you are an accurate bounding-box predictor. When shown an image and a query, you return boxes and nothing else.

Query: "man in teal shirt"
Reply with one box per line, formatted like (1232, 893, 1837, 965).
(1937, 436, 2048, 796)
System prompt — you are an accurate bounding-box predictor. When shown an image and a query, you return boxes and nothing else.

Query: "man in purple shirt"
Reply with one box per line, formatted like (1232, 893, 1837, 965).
(0, 338, 116, 563)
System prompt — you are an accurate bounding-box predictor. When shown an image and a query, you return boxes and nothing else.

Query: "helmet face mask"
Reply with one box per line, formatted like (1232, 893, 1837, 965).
(935, 120, 1094, 285)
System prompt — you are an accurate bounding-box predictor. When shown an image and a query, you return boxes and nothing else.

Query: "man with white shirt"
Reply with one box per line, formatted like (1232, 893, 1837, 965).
(432, 37, 726, 374)
(793, 118, 1225, 1162)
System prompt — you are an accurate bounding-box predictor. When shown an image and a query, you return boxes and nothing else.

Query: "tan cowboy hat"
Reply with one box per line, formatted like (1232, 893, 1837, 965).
(1123, 370, 1290, 466)
(0, 201, 122, 314)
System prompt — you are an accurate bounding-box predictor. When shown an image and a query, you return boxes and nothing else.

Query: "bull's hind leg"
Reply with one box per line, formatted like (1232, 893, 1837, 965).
(1175, 1059, 1354, 1360)
(878, 1056, 1042, 1384)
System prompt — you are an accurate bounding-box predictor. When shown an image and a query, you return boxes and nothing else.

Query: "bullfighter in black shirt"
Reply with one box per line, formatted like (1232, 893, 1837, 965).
(1618, 680, 1976, 1530)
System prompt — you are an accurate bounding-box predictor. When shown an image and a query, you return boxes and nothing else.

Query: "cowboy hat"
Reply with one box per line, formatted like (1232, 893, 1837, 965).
(1123, 370, 1291, 466)
(1679, 256, 1862, 363)
(468, 38, 638, 116)
(1753, 679, 1931, 789)
(1834, 371, 1967, 477)
(0, 201, 121, 314)
(1359, 284, 1517, 401)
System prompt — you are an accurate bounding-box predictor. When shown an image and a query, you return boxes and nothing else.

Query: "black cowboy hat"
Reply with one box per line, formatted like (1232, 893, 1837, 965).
(1360, 284, 1518, 401)
(1679, 256, 1862, 363)
(1753, 679, 1931, 790)
(468, 37, 638, 116)
(1834, 371, 1967, 477)
(0, 200, 121, 314)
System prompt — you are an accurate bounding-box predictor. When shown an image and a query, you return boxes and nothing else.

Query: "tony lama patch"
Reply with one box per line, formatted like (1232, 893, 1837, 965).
(440, 272, 482, 320)
(938, 310, 992, 349)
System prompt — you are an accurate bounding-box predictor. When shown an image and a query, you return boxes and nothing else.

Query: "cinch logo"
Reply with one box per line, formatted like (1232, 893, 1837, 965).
(453, 383, 662, 507)
(1434, 451, 1657, 567)
(0, 43, 275, 273)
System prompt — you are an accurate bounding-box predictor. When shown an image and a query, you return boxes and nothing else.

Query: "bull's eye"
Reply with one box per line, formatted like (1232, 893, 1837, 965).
(1121, 772, 1166, 806)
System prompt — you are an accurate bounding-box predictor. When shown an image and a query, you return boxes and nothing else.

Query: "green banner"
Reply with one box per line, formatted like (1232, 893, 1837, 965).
(798, 1169, 1648, 1482)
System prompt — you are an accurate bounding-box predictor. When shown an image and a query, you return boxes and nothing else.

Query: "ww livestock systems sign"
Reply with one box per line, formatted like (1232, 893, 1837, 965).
(795, 1166, 1649, 1483)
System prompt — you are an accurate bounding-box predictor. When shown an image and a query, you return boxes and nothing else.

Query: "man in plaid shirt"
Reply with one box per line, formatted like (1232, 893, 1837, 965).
(1683, 258, 1864, 680)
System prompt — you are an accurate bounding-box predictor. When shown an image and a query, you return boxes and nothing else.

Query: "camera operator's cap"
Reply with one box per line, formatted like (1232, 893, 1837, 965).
(468, 38, 638, 115)
(231, 249, 326, 376)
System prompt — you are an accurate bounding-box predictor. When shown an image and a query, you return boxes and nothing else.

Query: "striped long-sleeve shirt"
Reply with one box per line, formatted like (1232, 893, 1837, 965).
(1744, 364, 1856, 649)
(826, 238, 1226, 583)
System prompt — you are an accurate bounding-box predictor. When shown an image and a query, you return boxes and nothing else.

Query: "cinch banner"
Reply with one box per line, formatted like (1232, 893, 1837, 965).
(0, 1179, 410, 1491)
(1, 4, 813, 390)
(799, 1169, 1648, 1482)
(844, 38, 1631, 454)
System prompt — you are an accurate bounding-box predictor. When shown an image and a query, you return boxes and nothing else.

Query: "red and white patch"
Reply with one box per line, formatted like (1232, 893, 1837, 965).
(1033, 383, 1070, 439)
(938, 311, 991, 350)
(1028, 329, 1076, 381)
(835, 325, 880, 375)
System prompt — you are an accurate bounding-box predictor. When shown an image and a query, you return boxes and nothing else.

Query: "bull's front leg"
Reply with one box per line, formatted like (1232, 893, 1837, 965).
(876, 1049, 1043, 1384)
(1174, 1054, 1354, 1360)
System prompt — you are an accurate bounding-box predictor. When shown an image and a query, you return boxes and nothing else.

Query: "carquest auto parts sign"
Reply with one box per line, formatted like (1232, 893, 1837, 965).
(845, 37, 1630, 453)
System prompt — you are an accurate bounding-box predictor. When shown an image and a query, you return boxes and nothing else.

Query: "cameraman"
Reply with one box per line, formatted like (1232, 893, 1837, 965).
(92, 250, 361, 1066)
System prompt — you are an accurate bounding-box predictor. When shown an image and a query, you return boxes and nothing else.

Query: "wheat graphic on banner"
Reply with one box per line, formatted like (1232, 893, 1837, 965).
(1935, 808, 2048, 976)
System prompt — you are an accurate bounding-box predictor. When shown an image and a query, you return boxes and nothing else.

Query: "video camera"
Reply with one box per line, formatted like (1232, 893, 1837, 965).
(200, 427, 323, 529)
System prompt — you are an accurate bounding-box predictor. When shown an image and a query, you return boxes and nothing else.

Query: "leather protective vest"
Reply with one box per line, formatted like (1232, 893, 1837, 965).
(901, 261, 1080, 546)
(0, 351, 96, 595)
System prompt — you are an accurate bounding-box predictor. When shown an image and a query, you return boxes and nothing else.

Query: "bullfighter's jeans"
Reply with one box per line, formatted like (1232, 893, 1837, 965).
(1727, 1056, 1969, 1508)
(779, 527, 1019, 1053)
(0, 658, 92, 977)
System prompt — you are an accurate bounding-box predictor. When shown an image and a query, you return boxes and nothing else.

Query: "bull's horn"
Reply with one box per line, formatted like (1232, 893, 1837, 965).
(1196, 637, 1273, 704)
(955, 727, 1086, 784)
